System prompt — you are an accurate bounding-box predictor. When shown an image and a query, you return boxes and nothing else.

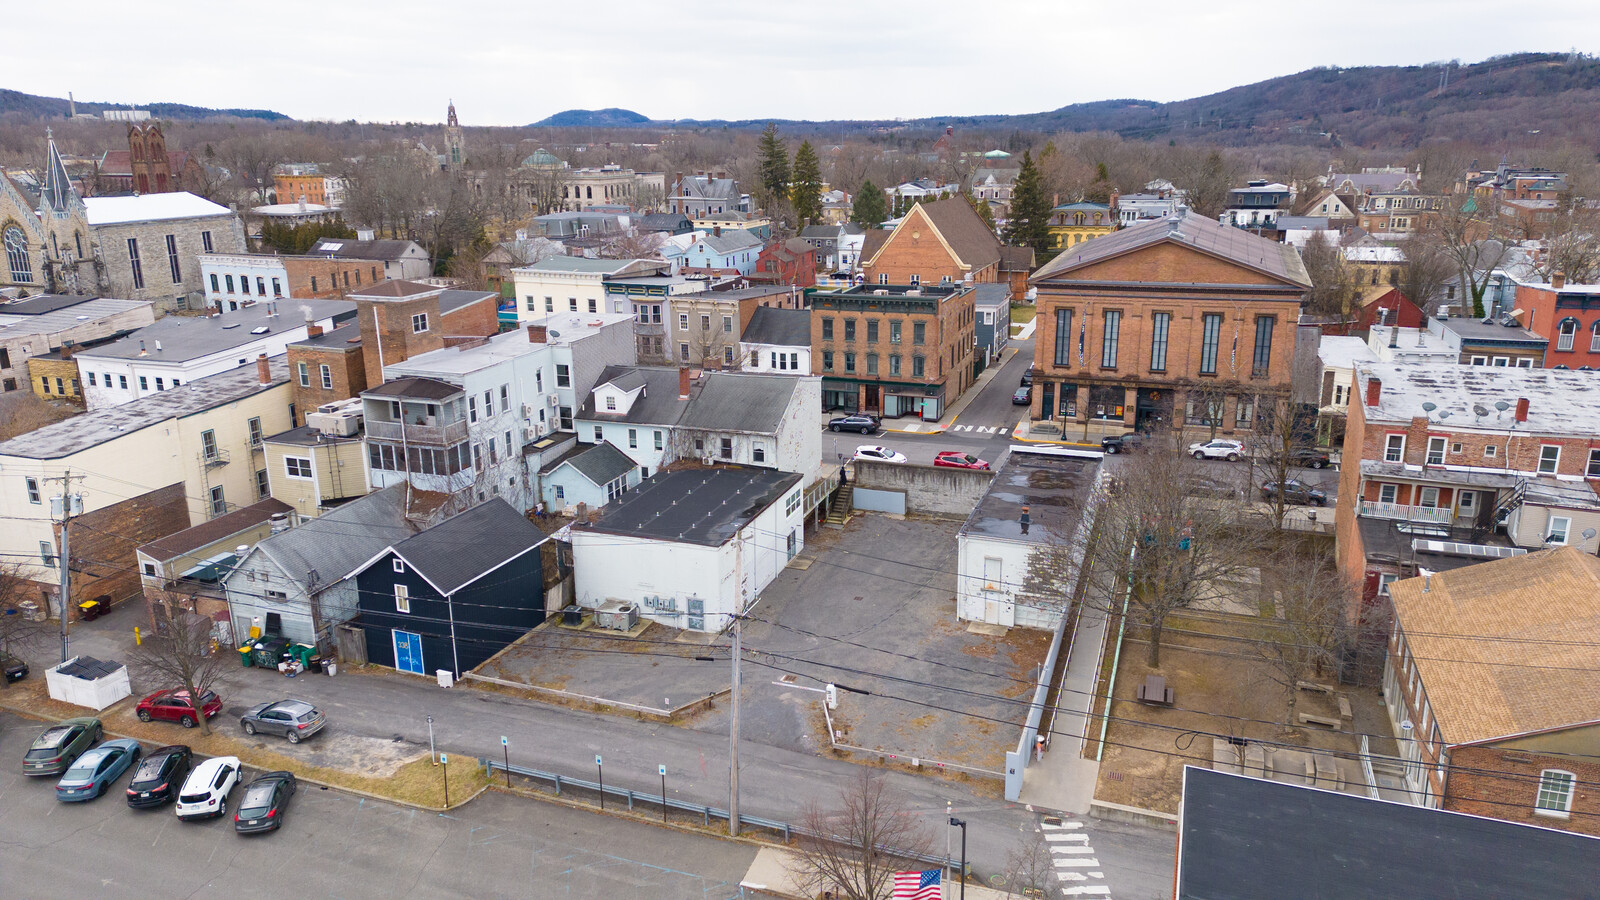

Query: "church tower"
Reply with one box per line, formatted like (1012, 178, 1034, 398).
(128, 122, 173, 193)
(444, 100, 466, 170)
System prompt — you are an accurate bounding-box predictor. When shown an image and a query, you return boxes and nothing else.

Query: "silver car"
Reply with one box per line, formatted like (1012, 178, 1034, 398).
(240, 700, 325, 744)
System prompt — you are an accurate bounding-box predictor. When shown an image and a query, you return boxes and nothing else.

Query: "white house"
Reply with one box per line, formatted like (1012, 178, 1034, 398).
(740, 307, 811, 375)
(74, 298, 353, 409)
(309, 234, 431, 281)
(569, 467, 804, 631)
(200, 254, 290, 309)
(956, 449, 1102, 629)
(509, 257, 664, 323)
(1317, 335, 1380, 413)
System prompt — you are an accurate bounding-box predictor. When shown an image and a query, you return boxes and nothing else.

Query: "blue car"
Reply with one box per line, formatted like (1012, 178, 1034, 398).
(56, 739, 142, 802)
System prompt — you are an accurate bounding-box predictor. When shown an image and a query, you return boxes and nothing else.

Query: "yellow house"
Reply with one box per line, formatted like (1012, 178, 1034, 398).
(692, 210, 772, 239)
(0, 357, 295, 584)
(261, 425, 369, 517)
(1046, 202, 1115, 250)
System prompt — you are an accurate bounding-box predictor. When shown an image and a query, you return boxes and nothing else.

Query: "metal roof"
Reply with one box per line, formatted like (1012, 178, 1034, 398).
(1031, 210, 1312, 288)
(73, 299, 353, 362)
(577, 467, 800, 547)
(380, 498, 547, 596)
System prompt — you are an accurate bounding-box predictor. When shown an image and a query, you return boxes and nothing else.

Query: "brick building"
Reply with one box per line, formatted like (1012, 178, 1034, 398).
(1383, 547, 1600, 835)
(747, 238, 818, 288)
(860, 197, 1002, 286)
(669, 285, 801, 369)
(1335, 363, 1600, 631)
(348, 281, 498, 392)
(811, 283, 975, 419)
(202, 253, 389, 308)
(95, 123, 208, 195)
(1513, 274, 1600, 369)
(1028, 210, 1310, 433)
(287, 323, 366, 424)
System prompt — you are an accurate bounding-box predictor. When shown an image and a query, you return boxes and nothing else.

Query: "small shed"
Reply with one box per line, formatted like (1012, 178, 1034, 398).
(45, 655, 132, 710)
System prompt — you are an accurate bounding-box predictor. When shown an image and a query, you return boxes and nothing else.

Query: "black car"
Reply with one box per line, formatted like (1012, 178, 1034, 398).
(828, 414, 880, 434)
(235, 771, 297, 834)
(1012, 386, 1032, 405)
(1020, 366, 1037, 387)
(1261, 479, 1328, 506)
(1289, 448, 1332, 469)
(1, 650, 27, 683)
(1101, 432, 1147, 454)
(126, 744, 193, 808)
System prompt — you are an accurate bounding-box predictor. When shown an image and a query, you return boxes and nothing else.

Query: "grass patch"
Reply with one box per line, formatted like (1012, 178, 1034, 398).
(1010, 305, 1036, 324)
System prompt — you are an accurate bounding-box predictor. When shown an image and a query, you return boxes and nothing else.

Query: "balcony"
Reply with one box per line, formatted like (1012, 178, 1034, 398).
(365, 418, 469, 445)
(1358, 501, 1452, 524)
(201, 449, 230, 469)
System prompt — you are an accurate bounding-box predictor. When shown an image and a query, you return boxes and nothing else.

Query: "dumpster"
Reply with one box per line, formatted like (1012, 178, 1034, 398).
(248, 637, 289, 669)
(239, 645, 254, 667)
(78, 594, 112, 621)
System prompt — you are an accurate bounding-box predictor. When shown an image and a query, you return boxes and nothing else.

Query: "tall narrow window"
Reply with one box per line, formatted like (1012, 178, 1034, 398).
(1426, 436, 1446, 465)
(126, 238, 144, 289)
(1149, 312, 1170, 372)
(1100, 310, 1121, 368)
(1200, 313, 1223, 375)
(1252, 316, 1274, 375)
(201, 429, 219, 460)
(1053, 309, 1072, 366)
(165, 234, 182, 283)
(3, 226, 31, 283)
(201, 231, 213, 253)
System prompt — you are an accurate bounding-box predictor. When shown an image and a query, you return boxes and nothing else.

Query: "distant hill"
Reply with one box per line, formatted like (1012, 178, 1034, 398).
(0, 88, 290, 121)
(532, 108, 651, 127)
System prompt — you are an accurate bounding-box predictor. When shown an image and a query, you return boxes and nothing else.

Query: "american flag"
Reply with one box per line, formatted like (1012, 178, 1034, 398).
(891, 868, 941, 900)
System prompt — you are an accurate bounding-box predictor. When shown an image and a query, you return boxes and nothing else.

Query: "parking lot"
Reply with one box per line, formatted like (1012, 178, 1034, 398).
(0, 711, 758, 899)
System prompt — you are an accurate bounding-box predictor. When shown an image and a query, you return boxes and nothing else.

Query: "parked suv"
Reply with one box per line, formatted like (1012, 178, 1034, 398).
(828, 414, 880, 434)
(1101, 432, 1148, 454)
(1260, 480, 1328, 506)
(2, 650, 28, 683)
(1289, 448, 1332, 469)
(1189, 439, 1244, 461)
(127, 745, 194, 808)
(176, 756, 240, 821)
(22, 717, 102, 777)
(240, 700, 326, 744)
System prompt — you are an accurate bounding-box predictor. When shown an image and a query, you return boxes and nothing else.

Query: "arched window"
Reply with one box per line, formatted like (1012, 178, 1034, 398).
(4, 226, 32, 283)
(1557, 317, 1579, 351)
(1589, 320, 1600, 353)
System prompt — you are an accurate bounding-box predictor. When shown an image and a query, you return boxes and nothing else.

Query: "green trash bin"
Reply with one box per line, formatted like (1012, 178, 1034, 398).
(239, 645, 254, 667)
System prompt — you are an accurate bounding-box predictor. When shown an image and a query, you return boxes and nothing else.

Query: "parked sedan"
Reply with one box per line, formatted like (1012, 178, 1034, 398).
(136, 688, 223, 729)
(828, 414, 880, 434)
(2, 650, 28, 683)
(1189, 439, 1245, 461)
(56, 739, 141, 802)
(1261, 480, 1328, 507)
(853, 445, 908, 464)
(127, 744, 193, 809)
(235, 771, 298, 834)
(1289, 448, 1332, 469)
(240, 699, 326, 744)
(1101, 432, 1148, 454)
(22, 717, 102, 777)
(933, 451, 990, 470)
(176, 755, 241, 821)
(1012, 386, 1033, 405)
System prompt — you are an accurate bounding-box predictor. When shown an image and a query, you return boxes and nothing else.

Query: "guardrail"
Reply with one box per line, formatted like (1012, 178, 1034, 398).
(480, 758, 960, 871)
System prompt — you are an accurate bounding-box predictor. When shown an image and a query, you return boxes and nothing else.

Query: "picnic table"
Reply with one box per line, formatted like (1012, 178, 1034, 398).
(1137, 674, 1176, 706)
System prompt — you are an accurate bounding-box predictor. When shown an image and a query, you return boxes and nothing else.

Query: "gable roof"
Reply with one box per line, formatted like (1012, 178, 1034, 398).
(138, 499, 293, 562)
(742, 307, 811, 346)
(998, 245, 1034, 272)
(377, 498, 546, 595)
(98, 149, 192, 178)
(310, 238, 423, 262)
(859, 229, 891, 262)
(577, 365, 690, 425)
(1030, 209, 1312, 288)
(677, 372, 800, 434)
(916, 198, 1002, 271)
(557, 442, 636, 487)
(698, 229, 764, 255)
(1388, 546, 1600, 746)
(246, 485, 417, 594)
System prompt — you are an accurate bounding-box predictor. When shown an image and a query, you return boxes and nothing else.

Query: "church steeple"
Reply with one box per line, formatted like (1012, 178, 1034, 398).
(444, 100, 465, 169)
(447, 99, 459, 128)
(42, 128, 78, 214)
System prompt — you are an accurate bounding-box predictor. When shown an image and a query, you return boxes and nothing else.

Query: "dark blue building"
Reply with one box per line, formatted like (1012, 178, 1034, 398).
(351, 499, 548, 677)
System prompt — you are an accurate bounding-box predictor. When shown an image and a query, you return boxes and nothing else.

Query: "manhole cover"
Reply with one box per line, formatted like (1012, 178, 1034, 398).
(1042, 816, 1063, 826)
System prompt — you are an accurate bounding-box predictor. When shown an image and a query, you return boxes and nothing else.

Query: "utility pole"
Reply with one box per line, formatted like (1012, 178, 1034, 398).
(45, 470, 83, 663)
(729, 614, 742, 836)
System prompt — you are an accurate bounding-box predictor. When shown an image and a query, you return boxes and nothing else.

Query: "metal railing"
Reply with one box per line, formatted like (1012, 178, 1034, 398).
(480, 758, 958, 871)
(1358, 501, 1453, 524)
(365, 418, 469, 445)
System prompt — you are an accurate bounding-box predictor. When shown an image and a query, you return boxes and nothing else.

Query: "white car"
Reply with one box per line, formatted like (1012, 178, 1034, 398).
(1188, 439, 1245, 461)
(853, 445, 908, 464)
(176, 755, 241, 821)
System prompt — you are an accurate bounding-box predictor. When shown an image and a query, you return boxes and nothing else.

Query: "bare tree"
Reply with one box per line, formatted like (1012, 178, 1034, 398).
(1242, 538, 1354, 735)
(127, 590, 229, 735)
(790, 769, 935, 900)
(1245, 397, 1322, 533)
(0, 563, 49, 687)
(1298, 232, 1361, 320)
(1418, 198, 1514, 317)
(1533, 206, 1600, 283)
(1396, 233, 1456, 315)
(1001, 828, 1056, 898)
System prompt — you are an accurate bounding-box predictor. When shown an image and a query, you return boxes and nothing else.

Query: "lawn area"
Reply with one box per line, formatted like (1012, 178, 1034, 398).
(1010, 304, 1036, 324)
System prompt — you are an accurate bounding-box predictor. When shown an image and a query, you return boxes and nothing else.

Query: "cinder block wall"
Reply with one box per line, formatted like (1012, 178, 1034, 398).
(853, 460, 993, 518)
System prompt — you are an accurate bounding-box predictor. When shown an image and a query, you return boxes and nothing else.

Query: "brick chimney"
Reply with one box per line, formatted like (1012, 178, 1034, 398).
(713, 225, 722, 238)
(58, 340, 75, 360)
(1515, 397, 1529, 423)
(1552, 271, 1566, 290)
(679, 366, 692, 399)
(1365, 376, 1382, 408)
(306, 324, 324, 338)
(256, 353, 271, 385)
(527, 324, 547, 343)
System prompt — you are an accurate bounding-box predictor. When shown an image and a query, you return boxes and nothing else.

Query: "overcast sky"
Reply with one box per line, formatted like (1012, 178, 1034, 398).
(9, 1, 1598, 125)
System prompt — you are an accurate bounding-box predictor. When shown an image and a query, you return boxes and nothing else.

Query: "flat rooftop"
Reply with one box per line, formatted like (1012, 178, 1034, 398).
(1356, 362, 1600, 432)
(289, 322, 360, 350)
(578, 466, 801, 547)
(74, 300, 354, 362)
(1434, 314, 1547, 345)
(0, 298, 152, 338)
(961, 449, 1101, 546)
(1316, 335, 1378, 370)
(263, 424, 363, 447)
(0, 356, 291, 459)
(385, 327, 545, 379)
(521, 312, 634, 345)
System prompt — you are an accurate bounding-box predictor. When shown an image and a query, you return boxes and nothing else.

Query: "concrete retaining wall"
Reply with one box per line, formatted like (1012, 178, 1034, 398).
(853, 461, 992, 518)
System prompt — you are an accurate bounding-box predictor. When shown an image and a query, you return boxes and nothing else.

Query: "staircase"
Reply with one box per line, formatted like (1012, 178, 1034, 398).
(825, 482, 854, 527)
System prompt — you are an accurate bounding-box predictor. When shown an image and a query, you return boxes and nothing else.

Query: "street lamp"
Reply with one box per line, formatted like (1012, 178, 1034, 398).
(948, 817, 967, 900)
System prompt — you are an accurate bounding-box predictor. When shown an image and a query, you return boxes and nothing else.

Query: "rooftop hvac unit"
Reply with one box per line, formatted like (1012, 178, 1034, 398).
(595, 600, 639, 631)
(306, 407, 363, 437)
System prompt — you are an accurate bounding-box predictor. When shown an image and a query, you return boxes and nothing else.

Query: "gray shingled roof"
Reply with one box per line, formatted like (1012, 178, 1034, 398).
(386, 498, 546, 595)
(741, 307, 811, 346)
(601, 370, 648, 392)
(577, 366, 690, 425)
(252, 485, 418, 593)
(562, 442, 637, 487)
(310, 238, 421, 262)
(1030, 209, 1312, 288)
(74, 299, 354, 362)
(699, 230, 764, 254)
(677, 372, 797, 434)
(363, 376, 463, 401)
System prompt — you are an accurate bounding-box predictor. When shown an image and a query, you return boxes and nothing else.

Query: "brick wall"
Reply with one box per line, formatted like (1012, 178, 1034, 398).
(28, 357, 83, 403)
(439, 296, 499, 340)
(282, 257, 387, 299)
(863, 207, 997, 285)
(1353, 389, 1600, 477)
(1444, 745, 1600, 837)
(55, 483, 189, 618)
(356, 296, 445, 384)
(287, 344, 367, 424)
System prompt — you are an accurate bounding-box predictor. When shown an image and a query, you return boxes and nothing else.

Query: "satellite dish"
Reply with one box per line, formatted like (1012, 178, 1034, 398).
(1584, 528, 1597, 540)
(1421, 401, 1437, 412)
(1495, 400, 1511, 411)
(1473, 405, 1489, 417)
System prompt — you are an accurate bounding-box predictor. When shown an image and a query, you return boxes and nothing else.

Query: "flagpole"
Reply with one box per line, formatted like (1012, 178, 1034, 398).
(944, 801, 952, 900)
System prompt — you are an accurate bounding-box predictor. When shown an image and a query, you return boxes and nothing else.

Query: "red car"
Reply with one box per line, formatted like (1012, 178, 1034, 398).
(135, 689, 222, 729)
(933, 450, 991, 470)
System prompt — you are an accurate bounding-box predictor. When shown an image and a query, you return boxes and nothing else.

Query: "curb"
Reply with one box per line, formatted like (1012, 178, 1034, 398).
(485, 781, 785, 851)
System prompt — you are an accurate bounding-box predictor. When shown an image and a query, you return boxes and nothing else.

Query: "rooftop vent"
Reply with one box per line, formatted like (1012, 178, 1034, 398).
(251, 326, 269, 335)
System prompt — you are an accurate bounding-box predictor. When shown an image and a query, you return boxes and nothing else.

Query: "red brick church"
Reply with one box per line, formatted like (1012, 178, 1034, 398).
(95, 123, 206, 195)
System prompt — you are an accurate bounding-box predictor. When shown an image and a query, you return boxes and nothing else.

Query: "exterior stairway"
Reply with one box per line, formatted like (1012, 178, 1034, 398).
(825, 482, 853, 527)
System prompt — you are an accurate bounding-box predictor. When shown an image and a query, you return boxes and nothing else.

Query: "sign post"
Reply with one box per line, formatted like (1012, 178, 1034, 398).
(596, 754, 604, 810)
(501, 736, 510, 787)
(440, 754, 450, 808)
(659, 764, 668, 822)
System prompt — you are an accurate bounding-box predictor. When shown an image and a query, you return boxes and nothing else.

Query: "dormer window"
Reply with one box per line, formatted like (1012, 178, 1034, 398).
(605, 396, 617, 411)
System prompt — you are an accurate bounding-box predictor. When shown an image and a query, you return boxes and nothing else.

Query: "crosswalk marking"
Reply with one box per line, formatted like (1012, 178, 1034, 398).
(1039, 817, 1110, 900)
(1054, 858, 1100, 868)
(1062, 887, 1111, 896)
(1052, 847, 1096, 855)
(1056, 872, 1087, 882)
(1045, 833, 1089, 842)
(1040, 820, 1083, 830)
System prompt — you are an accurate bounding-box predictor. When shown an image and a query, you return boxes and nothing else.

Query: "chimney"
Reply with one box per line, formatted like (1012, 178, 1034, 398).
(1365, 376, 1382, 407)
(714, 225, 722, 238)
(256, 353, 271, 385)
(138, 340, 147, 356)
(1552, 271, 1566, 290)
(59, 340, 74, 360)
(526, 324, 547, 343)
(679, 366, 691, 399)
(306, 324, 324, 338)
(1515, 397, 1529, 423)
(1387, 326, 1399, 349)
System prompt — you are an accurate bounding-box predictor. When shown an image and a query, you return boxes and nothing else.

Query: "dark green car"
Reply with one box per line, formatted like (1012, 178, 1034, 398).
(23, 717, 103, 777)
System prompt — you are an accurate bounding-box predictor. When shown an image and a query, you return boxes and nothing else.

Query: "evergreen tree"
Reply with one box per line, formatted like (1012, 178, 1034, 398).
(1004, 151, 1053, 258)
(790, 141, 825, 226)
(851, 180, 889, 228)
(757, 124, 790, 210)
(966, 193, 997, 234)
(1084, 162, 1113, 205)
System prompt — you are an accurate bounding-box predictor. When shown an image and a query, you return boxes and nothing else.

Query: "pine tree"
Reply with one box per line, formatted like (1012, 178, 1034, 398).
(965, 192, 997, 234)
(1004, 151, 1053, 258)
(757, 124, 790, 211)
(1084, 162, 1113, 205)
(790, 141, 824, 226)
(851, 180, 889, 228)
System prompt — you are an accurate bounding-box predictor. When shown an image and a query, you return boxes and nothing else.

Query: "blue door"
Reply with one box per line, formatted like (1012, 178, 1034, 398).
(393, 630, 424, 675)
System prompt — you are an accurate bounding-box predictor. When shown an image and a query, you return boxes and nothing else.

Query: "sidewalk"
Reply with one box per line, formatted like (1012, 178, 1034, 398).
(881, 345, 1020, 435)
(1016, 600, 1110, 815)
(740, 846, 1012, 900)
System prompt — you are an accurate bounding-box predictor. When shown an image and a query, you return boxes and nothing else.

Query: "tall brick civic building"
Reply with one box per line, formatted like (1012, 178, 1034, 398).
(1028, 211, 1310, 433)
